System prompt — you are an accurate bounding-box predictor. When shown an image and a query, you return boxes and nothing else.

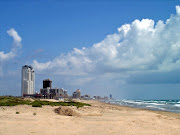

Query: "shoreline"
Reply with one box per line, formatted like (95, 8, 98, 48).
(97, 100, 180, 118)
(103, 99, 180, 114)
(99, 100, 180, 119)
(1, 99, 180, 135)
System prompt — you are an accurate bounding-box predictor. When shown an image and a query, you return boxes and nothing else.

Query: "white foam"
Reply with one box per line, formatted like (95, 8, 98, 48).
(145, 103, 165, 106)
(122, 100, 143, 104)
(146, 105, 165, 110)
(174, 104, 180, 107)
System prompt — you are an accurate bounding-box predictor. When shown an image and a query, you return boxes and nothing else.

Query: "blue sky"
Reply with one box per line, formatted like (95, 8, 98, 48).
(1, 0, 180, 99)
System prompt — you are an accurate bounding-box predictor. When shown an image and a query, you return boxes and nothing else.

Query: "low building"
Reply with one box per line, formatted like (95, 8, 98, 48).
(40, 88, 60, 99)
(84, 94, 90, 99)
(81, 94, 90, 100)
(40, 79, 68, 99)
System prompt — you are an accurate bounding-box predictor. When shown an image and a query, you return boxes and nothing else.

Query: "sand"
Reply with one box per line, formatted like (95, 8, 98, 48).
(1, 100, 180, 135)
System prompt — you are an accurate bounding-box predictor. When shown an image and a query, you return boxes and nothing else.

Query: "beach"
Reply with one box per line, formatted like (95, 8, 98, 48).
(1, 100, 180, 135)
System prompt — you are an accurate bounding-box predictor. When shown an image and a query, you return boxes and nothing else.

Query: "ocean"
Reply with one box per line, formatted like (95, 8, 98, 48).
(107, 99, 180, 113)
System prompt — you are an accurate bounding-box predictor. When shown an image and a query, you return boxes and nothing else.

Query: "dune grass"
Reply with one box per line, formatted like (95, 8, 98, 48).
(0, 96, 31, 106)
(0, 96, 91, 108)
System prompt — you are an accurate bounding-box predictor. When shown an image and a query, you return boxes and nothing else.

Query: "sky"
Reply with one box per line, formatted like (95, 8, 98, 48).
(1, 0, 180, 99)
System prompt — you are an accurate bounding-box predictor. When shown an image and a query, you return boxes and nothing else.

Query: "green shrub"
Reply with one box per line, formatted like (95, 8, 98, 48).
(16, 111, 19, 114)
(32, 102, 42, 107)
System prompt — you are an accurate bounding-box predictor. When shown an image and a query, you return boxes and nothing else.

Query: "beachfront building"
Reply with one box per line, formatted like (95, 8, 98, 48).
(21, 65, 35, 96)
(40, 88, 60, 99)
(72, 89, 81, 99)
(76, 89, 81, 98)
(73, 92, 77, 98)
(40, 79, 68, 99)
(64, 90, 68, 98)
(60, 88, 64, 97)
(110, 94, 112, 99)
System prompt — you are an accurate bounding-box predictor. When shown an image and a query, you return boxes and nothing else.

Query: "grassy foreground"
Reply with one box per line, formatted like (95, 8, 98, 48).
(0, 96, 91, 108)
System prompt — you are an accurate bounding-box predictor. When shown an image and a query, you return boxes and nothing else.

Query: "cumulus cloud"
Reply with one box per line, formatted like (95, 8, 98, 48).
(7, 28, 22, 48)
(0, 51, 16, 62)
(33, 6, 180, 84)
(0, 28, 22, 76)
(0, 28, 22, 62)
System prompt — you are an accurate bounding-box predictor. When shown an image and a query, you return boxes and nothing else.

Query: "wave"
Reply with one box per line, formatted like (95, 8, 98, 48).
(146, 105, 165, 110)
(108, 99, 180, 113)
(174, 104, 180, 107)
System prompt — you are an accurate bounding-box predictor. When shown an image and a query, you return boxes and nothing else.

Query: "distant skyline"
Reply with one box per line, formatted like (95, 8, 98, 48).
(1, 0, 180, 99)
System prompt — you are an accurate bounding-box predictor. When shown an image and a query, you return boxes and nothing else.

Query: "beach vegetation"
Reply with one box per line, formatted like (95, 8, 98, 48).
(30, 100, 91, 107)
(32, 101, 42, 107)
(16, 111, 19, 114)
(0, 96, 31, 106)
(0, 96, 91, 108)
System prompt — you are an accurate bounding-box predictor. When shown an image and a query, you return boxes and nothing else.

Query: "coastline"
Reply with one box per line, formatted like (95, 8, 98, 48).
(1, 99, 180, 135)
(105, 99, 180, 113)
(101, 100, 180, 119)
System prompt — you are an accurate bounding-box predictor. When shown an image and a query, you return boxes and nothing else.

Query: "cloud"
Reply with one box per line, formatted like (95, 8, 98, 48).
(0, 28, 22, 62)
(33, 6, 180, 85)
(7, 28, 22, 48)
(0, 28, 22, 76)
(0, 51, 16, 62)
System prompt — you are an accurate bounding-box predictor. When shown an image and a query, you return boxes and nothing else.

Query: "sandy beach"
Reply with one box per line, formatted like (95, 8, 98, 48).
(1, 100, 180, 135)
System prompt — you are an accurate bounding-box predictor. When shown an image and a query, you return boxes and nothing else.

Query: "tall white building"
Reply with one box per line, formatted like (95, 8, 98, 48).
(21, 65, 35, 96)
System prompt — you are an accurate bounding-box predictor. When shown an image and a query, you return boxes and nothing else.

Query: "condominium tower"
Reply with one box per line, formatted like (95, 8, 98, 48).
(21, 65, 35, 96)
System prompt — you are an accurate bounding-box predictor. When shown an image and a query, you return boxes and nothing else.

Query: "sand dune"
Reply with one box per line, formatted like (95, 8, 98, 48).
(0, 100, 180, 135)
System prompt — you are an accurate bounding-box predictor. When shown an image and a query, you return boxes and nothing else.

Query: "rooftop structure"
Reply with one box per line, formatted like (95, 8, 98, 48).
(43, 79, 52, 89)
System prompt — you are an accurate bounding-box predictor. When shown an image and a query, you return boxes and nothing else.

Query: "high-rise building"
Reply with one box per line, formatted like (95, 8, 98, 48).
(43, 79, 52, 89)
(76, 89, 81, 98)
(110, 94, 112, 99)
(21, 65, 35, 96)
(63, 90, 68, 98)
(60, 88, 64, 97)
(73, 92, 77, 98)
(72, 89, 81, 99)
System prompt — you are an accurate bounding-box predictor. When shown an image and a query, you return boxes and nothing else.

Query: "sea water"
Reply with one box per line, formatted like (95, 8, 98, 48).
(107, 99, 180, 113)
